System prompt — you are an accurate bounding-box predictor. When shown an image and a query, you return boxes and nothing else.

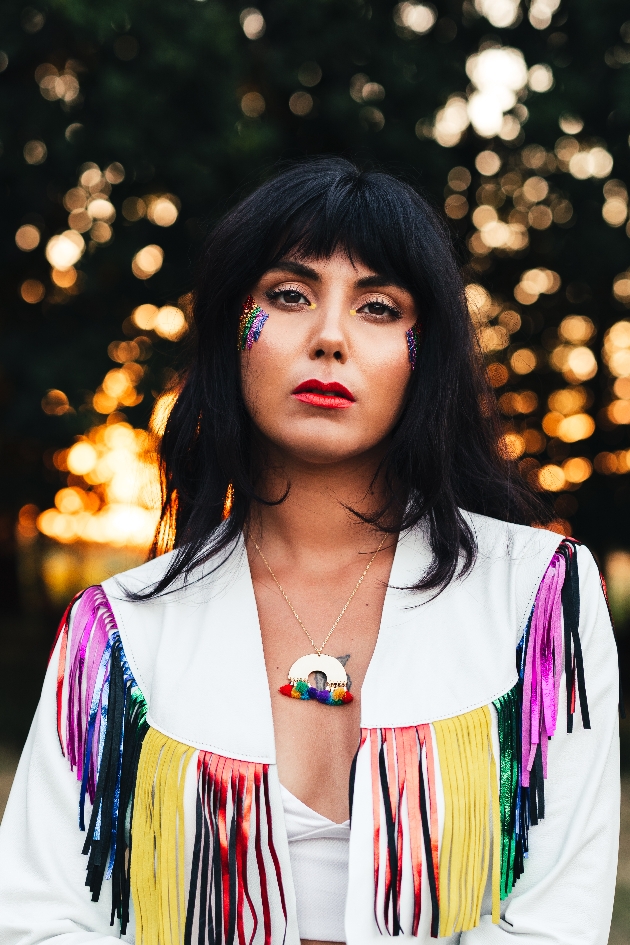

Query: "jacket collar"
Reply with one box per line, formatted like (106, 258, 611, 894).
(104, 518, 560, 760)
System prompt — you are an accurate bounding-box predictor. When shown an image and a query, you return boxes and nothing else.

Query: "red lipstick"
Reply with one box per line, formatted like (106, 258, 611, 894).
(292, 379, 355, 410)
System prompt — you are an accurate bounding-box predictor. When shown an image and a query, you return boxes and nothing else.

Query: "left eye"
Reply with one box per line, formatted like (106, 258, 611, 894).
(357, 301, 401, 319)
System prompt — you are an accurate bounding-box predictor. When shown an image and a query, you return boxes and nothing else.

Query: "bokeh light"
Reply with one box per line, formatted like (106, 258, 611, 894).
(15, 224, 40, 251)
(528, 0, 561, 30)
(465, 46, 528, 139)
(297, 62, 322, 87)
(23, 140, 47, 165)
(241, 92, 265, 117)
(289, 91, 314, 116)
(146, 195, 180, 227)
(527, 64, 554, 93)
(41, 390, 71, 416)
(132, 244, 164, 279)
(603, 321, 630, 377)
(45, 231, 85, 270)
(474, 0, 520, 28)
(37, 421, 161, 549)
(20, 279, 45, 303)
(154, 306, 187, 340)
(393, 2, 437, 34)
(240, 7, 265, 39)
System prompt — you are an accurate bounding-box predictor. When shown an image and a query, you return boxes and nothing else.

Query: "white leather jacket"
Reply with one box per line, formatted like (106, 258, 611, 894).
(0, 514, 620, 945)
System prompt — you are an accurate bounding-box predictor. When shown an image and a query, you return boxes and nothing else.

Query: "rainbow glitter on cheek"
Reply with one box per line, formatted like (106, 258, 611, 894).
(238, 295, 269, 351)
(406, 323, 421, 371)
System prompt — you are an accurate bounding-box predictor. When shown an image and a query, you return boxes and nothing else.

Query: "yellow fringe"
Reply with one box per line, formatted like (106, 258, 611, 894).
(433, 705, 501, 935)
(130, 727, 196, 945)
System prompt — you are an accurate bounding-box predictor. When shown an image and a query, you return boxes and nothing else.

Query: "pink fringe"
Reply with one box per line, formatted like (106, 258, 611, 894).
(521, 551, 566, 786)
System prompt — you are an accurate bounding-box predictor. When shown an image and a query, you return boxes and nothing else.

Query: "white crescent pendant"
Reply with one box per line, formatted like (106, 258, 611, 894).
(288, 653, 348, 687)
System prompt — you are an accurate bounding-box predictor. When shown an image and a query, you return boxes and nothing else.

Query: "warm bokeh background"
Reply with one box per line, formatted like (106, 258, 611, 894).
(1, 0, 629, 937)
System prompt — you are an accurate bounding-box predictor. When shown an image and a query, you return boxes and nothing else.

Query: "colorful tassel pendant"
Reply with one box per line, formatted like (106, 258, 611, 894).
(279, 653, 353, 704)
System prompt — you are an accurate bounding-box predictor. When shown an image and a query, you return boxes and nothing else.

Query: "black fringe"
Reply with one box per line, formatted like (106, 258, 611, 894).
(79, 636, 148, 933)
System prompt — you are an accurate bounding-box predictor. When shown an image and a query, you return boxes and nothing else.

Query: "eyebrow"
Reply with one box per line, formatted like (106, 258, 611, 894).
(267, 260, 321, 280)
(269, 259, 410, 293)
(355, 274, 410, 292)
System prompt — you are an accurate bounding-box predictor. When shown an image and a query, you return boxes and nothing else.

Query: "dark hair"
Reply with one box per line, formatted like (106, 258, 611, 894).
(138, 156, 545, 599)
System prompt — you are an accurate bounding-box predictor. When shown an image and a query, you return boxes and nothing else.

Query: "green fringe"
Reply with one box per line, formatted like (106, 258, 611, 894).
(493, 685, 522, 899)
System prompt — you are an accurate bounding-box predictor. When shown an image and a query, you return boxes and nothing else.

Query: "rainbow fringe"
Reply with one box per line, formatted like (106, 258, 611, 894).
(365, 537, 589, 936)
(55, 585, 148, 932)
(279, 680, 353, 704)
(55, 585, 287, 945)
(53, 535, 589, 941)
(238, 295, 268, 351)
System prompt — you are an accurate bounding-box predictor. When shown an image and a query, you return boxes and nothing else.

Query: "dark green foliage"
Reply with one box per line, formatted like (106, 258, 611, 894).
(2, 0, 630, 563)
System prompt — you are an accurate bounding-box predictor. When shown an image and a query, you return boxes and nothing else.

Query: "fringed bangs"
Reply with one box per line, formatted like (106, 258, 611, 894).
(259, 171, 428, 300)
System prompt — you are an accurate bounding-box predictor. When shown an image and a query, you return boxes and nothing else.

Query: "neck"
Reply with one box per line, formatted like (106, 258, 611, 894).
(247, 448, 395, 565)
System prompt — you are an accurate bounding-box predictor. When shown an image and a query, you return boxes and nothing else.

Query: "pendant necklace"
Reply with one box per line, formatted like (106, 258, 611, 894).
(254, 534, 386, 706)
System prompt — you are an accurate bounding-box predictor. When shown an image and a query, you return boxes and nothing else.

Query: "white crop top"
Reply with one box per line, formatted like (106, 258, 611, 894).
(280, 785, 350, 942)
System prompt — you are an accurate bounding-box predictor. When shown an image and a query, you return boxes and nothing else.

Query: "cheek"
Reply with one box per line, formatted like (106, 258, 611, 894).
(239, 327, 293, 419)
(360, 334, 412, 423)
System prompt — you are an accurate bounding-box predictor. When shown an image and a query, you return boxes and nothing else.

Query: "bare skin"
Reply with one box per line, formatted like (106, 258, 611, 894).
(240, 251, 417, 945)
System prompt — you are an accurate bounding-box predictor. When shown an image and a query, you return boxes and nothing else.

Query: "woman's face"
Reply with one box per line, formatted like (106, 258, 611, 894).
(240, 251, 418, 467)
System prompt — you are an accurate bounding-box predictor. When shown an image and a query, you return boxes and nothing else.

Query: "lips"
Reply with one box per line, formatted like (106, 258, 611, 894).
(292, 379, 355, 410)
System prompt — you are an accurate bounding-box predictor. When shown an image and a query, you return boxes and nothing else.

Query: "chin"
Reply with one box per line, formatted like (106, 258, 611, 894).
(275, 433, 373, 467)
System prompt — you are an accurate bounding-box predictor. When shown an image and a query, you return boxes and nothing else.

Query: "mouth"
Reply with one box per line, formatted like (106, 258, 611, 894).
(291, 379, 356, 410)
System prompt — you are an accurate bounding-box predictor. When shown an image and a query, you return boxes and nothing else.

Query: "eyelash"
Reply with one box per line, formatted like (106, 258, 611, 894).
(356, 299, 402, 321)
(265, 287, 402, 321)
(265, 286, 309, 305)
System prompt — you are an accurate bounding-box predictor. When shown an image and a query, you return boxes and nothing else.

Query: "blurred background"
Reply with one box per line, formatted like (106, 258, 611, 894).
(0, 0, 629, 938)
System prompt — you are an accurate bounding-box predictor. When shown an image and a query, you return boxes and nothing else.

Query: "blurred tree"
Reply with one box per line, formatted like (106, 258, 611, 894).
(2, 0, 630, 595)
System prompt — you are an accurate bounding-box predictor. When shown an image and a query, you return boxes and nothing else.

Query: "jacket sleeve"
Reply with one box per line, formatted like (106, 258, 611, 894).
(463, 543, 620, 945)
(0, 614, 131, 944)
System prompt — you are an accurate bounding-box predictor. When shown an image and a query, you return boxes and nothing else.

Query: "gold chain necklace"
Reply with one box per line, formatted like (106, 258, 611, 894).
(254, 534, 386, 706)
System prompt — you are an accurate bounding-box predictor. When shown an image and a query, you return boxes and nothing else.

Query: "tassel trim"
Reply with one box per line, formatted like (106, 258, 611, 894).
(279, 681, 353, 704)
(366, 714, 498, 939)
(56, 585, 287, 945)
(364, 537, 590, 935)
(185, 752, 287, 945)
(56, 585, 148, 931)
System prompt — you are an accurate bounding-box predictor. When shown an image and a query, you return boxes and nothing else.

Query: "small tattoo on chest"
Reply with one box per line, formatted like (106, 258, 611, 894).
(312, 654, 352, 691)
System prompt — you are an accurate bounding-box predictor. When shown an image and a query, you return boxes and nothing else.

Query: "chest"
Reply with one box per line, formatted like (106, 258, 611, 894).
(252, 556, 392, 822)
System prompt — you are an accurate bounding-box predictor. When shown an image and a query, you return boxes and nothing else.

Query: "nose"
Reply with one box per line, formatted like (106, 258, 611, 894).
(309, 304, 349, 364)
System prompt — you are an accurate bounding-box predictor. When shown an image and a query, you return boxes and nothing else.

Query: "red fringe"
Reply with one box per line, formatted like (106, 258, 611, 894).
(366, 725, 439, 937)
(189, 753, 287, 945)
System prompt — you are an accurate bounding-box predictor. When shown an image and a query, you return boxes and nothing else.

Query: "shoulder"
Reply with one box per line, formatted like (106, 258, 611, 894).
(464, 510, 564, 563)
(82, 535, 247, 698)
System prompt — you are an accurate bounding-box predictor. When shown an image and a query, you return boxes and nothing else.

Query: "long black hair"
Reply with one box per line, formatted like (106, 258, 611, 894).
(139, 156, 545, 599)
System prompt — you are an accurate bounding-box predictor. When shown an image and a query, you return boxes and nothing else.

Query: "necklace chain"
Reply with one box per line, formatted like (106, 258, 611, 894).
(253, 535, 387, 656)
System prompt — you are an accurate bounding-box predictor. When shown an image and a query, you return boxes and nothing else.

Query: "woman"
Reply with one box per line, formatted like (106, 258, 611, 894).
(0, 158, 619, 945)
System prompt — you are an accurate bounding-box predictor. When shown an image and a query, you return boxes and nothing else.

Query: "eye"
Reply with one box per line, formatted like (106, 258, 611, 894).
(355, 299, 402, 321)
(266, 287, 311, 306)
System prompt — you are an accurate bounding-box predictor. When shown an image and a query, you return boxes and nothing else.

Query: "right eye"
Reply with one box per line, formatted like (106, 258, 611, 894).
(266, 288, 310, 306)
